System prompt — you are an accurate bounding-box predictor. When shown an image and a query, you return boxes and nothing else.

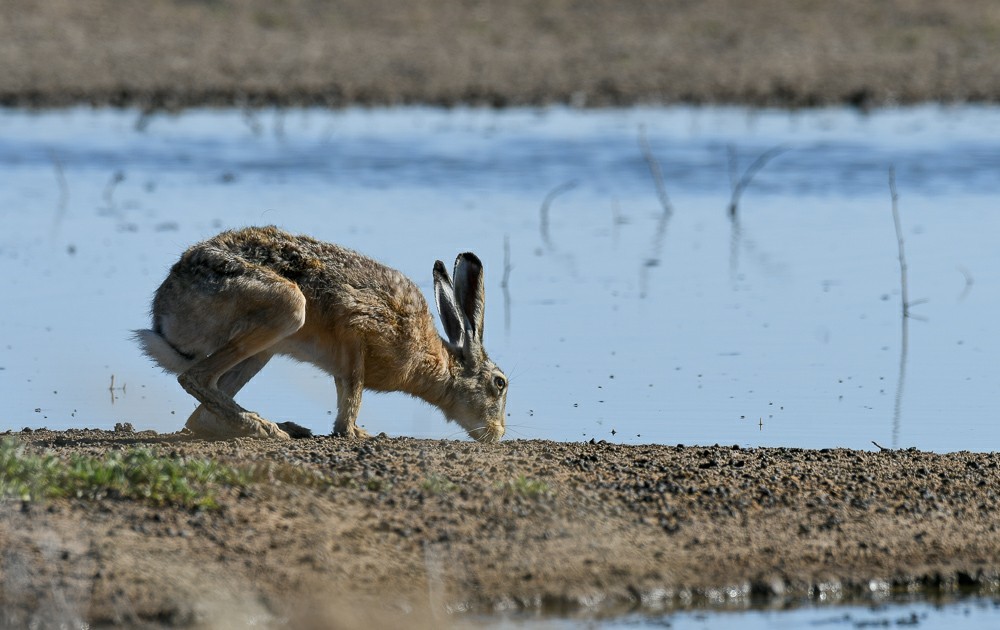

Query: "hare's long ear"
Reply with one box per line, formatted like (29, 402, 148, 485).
(452, 252, 485, 342)
(433, 260, 466, 350)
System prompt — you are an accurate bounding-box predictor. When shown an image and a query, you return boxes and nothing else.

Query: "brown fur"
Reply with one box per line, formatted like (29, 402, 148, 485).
(135, 226, 507, 441)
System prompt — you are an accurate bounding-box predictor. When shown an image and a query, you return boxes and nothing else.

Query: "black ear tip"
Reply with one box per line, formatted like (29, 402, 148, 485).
(457, 252, 482, 267)
(433, 260, 447, 275)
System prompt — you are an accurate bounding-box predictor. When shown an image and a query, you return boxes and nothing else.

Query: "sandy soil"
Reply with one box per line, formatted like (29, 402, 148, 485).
(2, 428, 999, 627)
(3, 0, 1000, 109)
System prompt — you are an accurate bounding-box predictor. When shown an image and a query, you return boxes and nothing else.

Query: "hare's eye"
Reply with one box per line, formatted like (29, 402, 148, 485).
(493, 375, 507, 391)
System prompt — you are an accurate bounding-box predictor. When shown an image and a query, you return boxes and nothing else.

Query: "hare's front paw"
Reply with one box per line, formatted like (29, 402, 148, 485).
(332, 424, 371, 439)
(276, 421, 313, 439)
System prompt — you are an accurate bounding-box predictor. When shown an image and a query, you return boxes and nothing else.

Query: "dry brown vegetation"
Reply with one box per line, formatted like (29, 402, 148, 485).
(3, 0, 1000, 109)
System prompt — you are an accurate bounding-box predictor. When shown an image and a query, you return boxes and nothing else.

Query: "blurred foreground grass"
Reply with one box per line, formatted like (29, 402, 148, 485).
(0, 439, 247, 509)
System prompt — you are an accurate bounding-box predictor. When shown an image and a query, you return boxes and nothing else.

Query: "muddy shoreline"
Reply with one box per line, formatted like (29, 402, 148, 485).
(5, 1, 1000, 110)
(2, 429, 999, 627)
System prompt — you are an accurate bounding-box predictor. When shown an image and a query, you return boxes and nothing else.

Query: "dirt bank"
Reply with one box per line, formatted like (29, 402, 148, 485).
(3, 1, 1000, 109)
(2, 428, 999, 627)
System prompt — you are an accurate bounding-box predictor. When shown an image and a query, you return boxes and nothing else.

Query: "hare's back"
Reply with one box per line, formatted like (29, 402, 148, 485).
(202, 226, 424, 304)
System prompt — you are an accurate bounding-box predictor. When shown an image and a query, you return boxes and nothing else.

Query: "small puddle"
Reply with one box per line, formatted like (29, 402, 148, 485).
(0, 105, 998, 450)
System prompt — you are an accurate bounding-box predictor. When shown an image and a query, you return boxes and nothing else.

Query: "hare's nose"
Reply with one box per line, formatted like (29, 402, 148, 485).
(487, 422, 505, 442)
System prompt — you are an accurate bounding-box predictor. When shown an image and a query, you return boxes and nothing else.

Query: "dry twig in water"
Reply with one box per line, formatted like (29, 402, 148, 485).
(637, 127, 675, 298)
(539, 180, 577, 251)
(102, 170, 125, 213)
(728, 144, 788, 218)
(501, 234, 512, 334)
(956, 266, 974, 302)
(888, 168, 928, 319)
(49, 151, 69, 226)
(888, 167, 927, 447)
(888, 167, 909, 319)
(638, 126, 672, 217)
(639, 127, 674, 298)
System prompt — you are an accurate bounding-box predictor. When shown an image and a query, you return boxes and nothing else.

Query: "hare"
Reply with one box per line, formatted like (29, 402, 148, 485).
(134, 226, 507, 442)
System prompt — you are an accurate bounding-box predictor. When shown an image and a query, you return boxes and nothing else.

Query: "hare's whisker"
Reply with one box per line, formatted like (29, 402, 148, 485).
(505, 362, 528, 384)
(503, 423, 538, 431)
(502, 427, 532, 438)
(443, 428, 472, 440)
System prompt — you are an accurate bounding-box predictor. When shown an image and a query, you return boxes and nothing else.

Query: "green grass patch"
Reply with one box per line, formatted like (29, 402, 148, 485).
(364, 477, 391, 492)
(245, 460, 335, 488)
(501, 474, 551, 499)
(421, 473, 457, 495)
(0, 439, 248, 510)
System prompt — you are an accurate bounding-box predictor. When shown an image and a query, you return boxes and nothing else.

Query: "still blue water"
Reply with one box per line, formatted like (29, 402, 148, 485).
(0, 105, 998, 451)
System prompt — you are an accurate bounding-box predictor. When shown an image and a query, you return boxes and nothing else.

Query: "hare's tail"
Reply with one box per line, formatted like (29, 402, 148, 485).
(132, 329, 196, 374)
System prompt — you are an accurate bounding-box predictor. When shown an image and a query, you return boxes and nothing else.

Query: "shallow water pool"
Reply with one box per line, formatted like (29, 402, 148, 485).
(476, 596, 1000, 629)
(0, 105, 998, 451)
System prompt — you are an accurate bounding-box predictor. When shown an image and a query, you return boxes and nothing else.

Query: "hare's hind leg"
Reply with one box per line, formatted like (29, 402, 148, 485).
(186, 352, 314, 439)
(176, 278, 307, 440)
(185, 352, 271, 438)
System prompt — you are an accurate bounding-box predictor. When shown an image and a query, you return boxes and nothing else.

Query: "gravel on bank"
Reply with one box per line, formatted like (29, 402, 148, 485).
(2, 428, 999, 627)
(4, 1, 1000, 110)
